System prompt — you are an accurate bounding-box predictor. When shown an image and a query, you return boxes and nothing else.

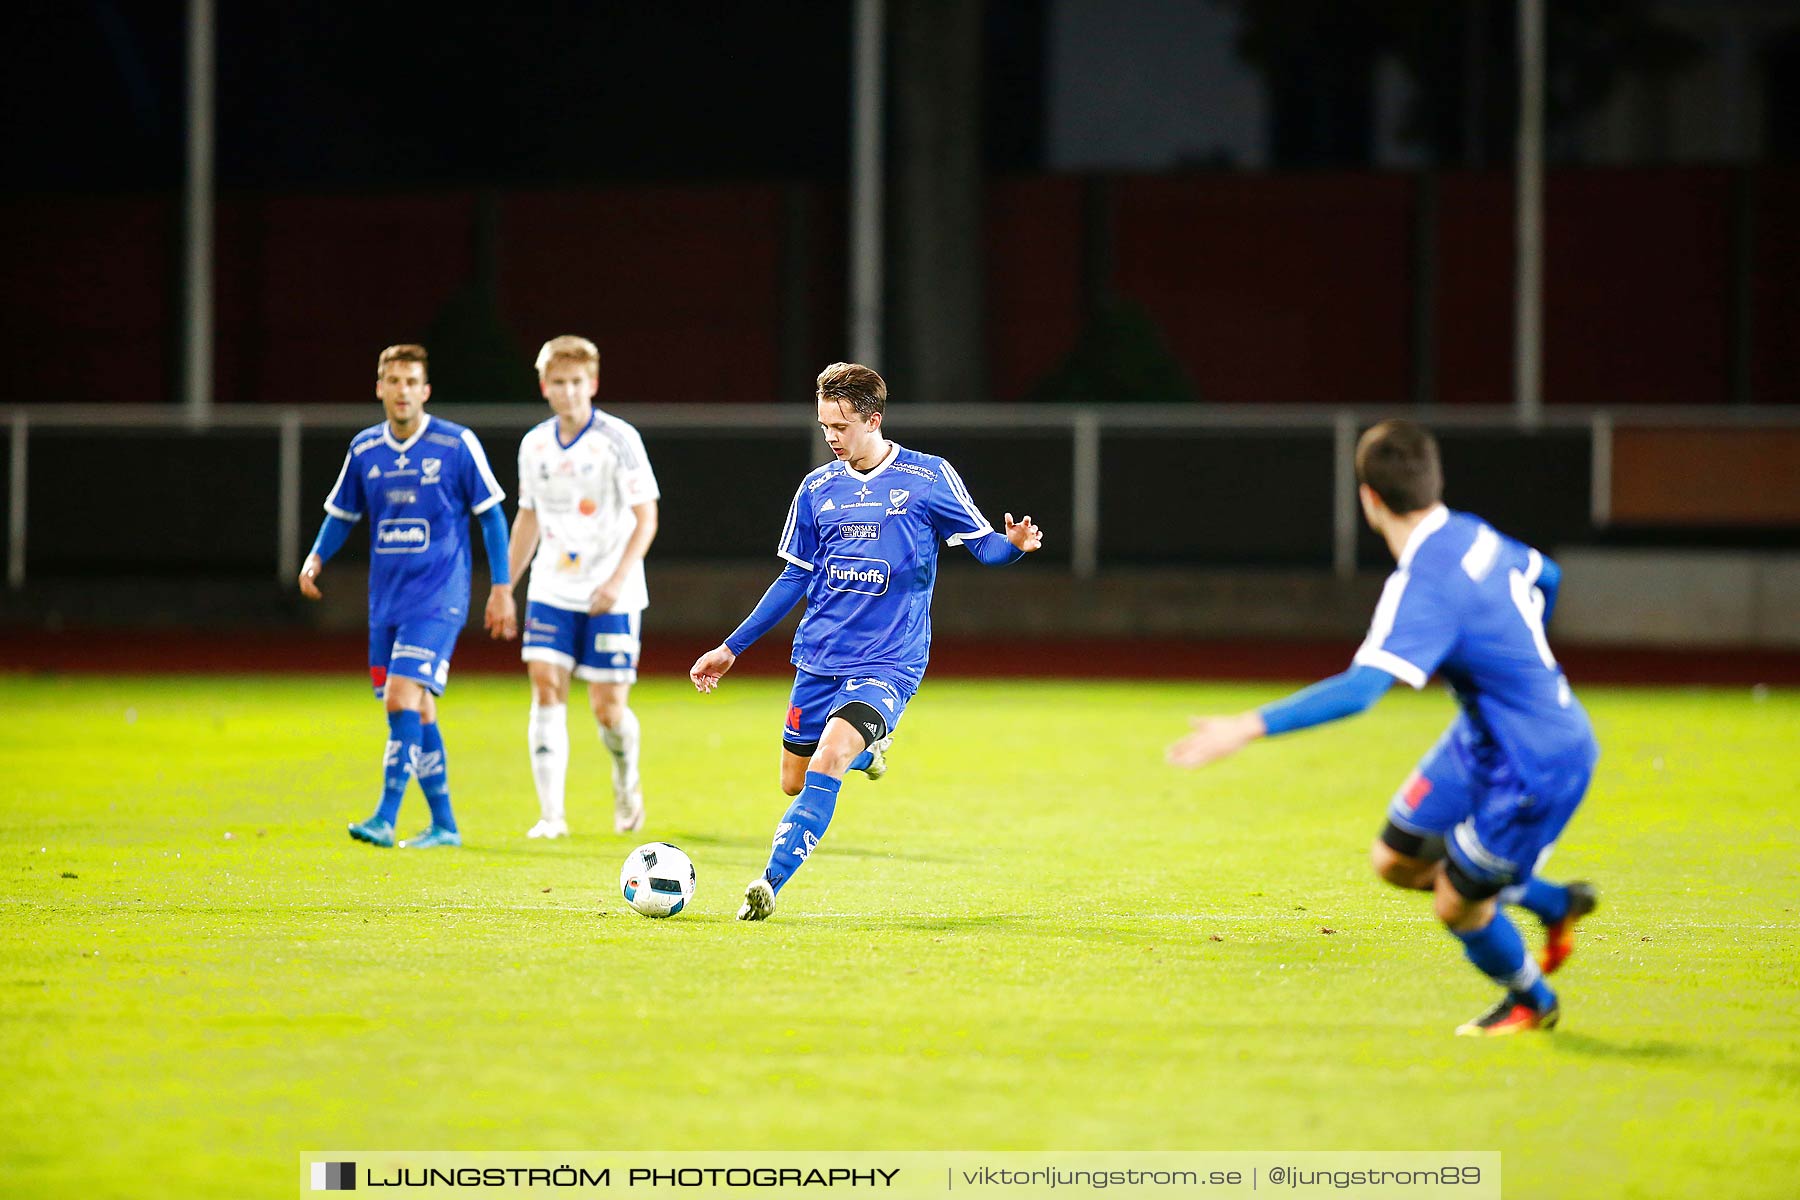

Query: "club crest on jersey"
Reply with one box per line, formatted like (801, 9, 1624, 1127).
(824, 556, 889, 595)
(887, 488, 909, 514)
(421, 458, 442, 483)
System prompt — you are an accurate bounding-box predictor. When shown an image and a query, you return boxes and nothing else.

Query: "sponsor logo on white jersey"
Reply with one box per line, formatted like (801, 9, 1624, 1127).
(824, 556, 890, 595)
(374, 518, 431, 553)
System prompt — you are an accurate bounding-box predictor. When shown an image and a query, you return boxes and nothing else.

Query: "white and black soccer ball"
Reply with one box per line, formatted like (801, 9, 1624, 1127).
(619, 842, 696, 917)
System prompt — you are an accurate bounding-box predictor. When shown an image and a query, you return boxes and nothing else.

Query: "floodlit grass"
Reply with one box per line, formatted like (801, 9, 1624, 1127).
(1, 673, 1796, 1198)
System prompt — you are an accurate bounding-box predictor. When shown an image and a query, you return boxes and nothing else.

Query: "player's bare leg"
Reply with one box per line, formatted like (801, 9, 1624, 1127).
(590, 680, 642, 833)
(1370, 839, 1441, 891)
(525, 662, 571, 838)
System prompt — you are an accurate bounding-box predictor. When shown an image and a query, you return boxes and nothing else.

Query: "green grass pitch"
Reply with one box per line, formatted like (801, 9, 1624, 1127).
(2, 673, 1796, 1198)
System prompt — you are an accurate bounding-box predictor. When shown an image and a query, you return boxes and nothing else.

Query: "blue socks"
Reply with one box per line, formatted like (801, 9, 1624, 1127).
(1453, 911, 1556, 1011)
(416, 721, 457, 833)
(764, 771, 841, 894)
(1498, 877, 1571, 925)
(375, 709, 422, 826)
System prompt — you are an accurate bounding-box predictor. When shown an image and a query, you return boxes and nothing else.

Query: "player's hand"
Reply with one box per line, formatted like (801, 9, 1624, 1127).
(587, 579, 623, 615)
(484, 586, 518, 640)
(298, 554, 324, 600)
(1166, 712, 1265, 769)
(689, 644, 737, 694)
(1005, 512, 1043, 553)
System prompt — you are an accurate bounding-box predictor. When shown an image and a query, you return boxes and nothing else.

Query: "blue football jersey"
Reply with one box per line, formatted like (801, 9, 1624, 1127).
(1354, 506, 1598, 794)
(323, 414, 506, 625)
(776, 442, 995, 688)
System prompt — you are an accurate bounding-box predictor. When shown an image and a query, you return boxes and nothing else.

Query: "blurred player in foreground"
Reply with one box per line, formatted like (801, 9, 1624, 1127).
(1167, 420, 1599, 1036)
(690, 362, 1042, 920)
(299, 344, 516, 848)
(505, 336, 660, 838)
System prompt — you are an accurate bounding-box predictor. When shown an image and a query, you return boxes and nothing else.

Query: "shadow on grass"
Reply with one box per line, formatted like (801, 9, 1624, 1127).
(1552, 1032, 1706, 1063)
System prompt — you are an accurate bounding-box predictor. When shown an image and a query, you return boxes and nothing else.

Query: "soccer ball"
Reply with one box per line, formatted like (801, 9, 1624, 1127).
(619, 842, 696, 917)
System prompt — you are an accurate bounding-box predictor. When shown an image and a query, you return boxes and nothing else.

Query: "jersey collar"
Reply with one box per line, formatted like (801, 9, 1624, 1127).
(843, 440, 900, 482)
(1396, 504, 1450, 570)
(555, 411, 596, 450)
(383, 413, 432, 453)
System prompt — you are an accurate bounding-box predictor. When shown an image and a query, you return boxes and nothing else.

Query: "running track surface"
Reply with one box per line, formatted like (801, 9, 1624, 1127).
(1, 629, 1795, 686)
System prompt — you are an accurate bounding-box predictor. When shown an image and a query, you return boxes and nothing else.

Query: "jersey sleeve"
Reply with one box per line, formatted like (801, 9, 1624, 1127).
(458, 429, 506, 515)
(776, 480, 818, 571)
(515, 438, 537, 511)
(1352, 568, 1458, 689)
(926, 459, 995, 546)
(612, 423, 661, 507)
(322, 448, 364, 520)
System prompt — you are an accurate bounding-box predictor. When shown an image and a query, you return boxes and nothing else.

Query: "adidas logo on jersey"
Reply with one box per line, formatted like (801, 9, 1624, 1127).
(820, 499, 836, 511)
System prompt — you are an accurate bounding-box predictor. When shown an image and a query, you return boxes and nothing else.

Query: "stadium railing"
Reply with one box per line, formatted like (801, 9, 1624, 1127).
(4, 403, 1797, 591)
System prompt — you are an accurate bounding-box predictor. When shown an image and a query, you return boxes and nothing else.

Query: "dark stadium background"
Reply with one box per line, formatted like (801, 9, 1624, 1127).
(2, 0, 1796, 677)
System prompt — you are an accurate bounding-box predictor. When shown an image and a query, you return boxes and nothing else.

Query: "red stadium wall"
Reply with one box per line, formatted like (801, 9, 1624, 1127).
(4, 168, 1796, 409)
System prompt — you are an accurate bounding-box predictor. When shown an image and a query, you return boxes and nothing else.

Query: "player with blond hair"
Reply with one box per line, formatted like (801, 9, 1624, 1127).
(503, 336, 660, 837)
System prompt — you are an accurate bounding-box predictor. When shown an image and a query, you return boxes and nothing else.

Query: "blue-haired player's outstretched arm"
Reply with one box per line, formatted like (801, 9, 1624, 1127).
(1167, 419, 1600, 1038)
(689, 362, 1043, 922)
(298, 343, 516, 851)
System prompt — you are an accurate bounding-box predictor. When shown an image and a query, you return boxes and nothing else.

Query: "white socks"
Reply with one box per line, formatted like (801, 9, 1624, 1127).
(528, 703, 569, 822)
(599, 706, 641, 796)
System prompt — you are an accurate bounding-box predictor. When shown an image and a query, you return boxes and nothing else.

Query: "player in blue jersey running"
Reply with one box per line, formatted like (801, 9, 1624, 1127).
(689, 362, 1043, 921)
(1167, 420, 1599, 1037)
(298, 344, 517, 849)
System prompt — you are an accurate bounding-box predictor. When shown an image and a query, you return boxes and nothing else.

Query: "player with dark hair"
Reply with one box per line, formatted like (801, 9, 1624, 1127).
(299, 344, 517, 848)
(1167, 419, 1599, 1036)
(689, 362, 1043, 921)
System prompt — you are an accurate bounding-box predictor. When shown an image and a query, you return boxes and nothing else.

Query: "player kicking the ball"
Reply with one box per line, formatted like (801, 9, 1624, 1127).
(689, 362, 1042, 921)
(1167, 420, 1599, 1037)
(505, 336, 660, 838)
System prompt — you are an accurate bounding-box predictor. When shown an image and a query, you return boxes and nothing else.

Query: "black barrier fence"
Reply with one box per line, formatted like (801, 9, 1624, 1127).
(4, 417, 1598, 579)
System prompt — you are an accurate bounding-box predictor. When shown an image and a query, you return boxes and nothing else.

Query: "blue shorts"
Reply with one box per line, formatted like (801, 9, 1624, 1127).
(521, 602, 641, 683)
(782, 668, 914, 755)
(1387, 717, 1590, 891)
(369, 618, 462, 697)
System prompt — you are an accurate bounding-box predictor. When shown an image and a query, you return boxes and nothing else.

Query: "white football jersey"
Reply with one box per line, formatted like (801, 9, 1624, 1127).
(517, 410, 660, 613)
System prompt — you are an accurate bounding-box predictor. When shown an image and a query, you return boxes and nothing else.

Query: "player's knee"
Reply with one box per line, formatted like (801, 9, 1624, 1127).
(1434, 888, 1484, 929)
(591, 697, 626, 728)
(1370, 842, 1434, 891)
